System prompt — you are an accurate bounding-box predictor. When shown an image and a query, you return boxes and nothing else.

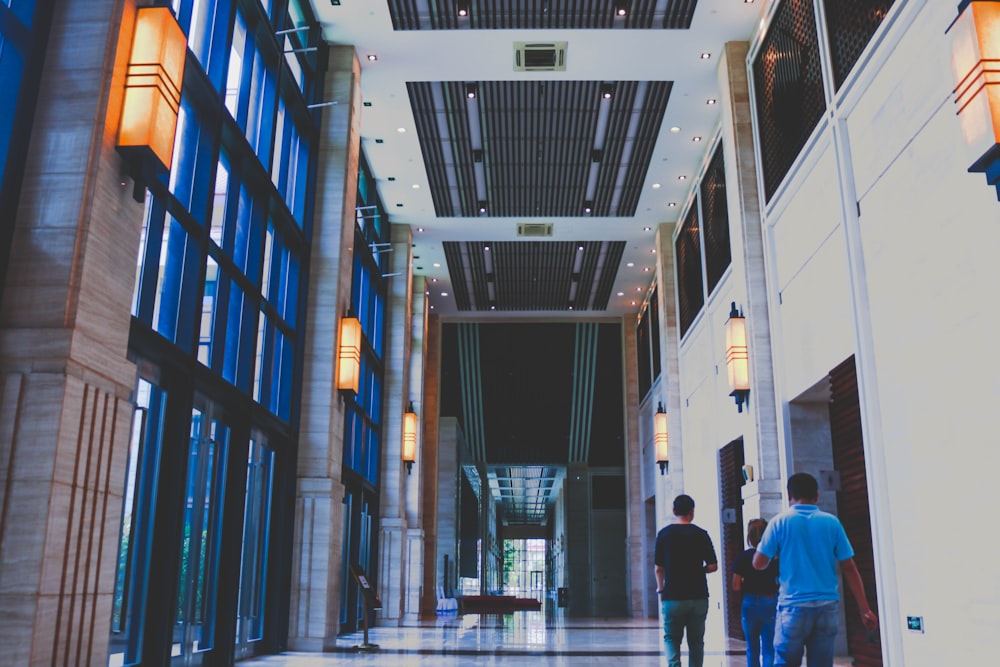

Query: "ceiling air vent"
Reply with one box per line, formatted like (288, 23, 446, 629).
(513, 42, 567, 72)
(517, 223, 554, 238)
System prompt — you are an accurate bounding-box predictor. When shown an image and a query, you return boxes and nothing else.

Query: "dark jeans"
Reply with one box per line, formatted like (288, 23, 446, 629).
(741, 594, 777, 667)
(661, 598, 709, 667)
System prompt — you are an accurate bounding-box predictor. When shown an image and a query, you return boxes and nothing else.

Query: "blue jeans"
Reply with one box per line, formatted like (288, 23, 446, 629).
(661, 598, 709, 667)
(741, 594, 777, 667)
(773, 602, 839, 667)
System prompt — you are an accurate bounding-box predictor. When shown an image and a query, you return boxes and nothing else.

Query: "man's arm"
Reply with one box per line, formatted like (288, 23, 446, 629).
(752, 550, 771, 570)
(654, 565, 665, 593)
(704, 562, 718, 573)
(840, 557, 879, 632)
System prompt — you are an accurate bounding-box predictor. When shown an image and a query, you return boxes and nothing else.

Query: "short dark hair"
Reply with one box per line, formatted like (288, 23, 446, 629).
(787, 472, 819, 501)
(673, 494, 695, 516)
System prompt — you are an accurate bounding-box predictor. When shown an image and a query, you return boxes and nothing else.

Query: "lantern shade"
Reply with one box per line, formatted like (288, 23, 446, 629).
(402, 405, 418, 472)
(338, 317, 362, 393)
(950, 1, 1000, 194)
(654, 403, 668, 474)
(118, 7, 187, 173)
(725, 302, 750, 411)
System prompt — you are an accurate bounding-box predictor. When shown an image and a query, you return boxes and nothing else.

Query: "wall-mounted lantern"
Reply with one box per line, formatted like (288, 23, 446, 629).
(654, 402, 669, 474)
(402, 402, 417, 474)
(725, 302, 750, 412)
(337, 316, 362, 394)
(117, 7, 186, 174)
(950, 1, 1000, 197)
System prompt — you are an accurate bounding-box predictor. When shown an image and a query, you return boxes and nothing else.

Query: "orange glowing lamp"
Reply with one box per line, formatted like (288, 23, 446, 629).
(950, 1, 1000, 192)
(337, 317, 362, 394)
(118, 7, 187, 173)
(654, 402, 669, 475)
(725, 302, 750, 413)
(402, 402, 418, 474)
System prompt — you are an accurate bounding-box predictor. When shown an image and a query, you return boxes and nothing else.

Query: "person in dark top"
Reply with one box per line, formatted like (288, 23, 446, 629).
(733, 518, 779, 667)
(654, 494, 719, 667)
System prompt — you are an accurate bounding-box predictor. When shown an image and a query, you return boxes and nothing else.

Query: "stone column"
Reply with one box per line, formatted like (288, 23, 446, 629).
(288, 44, 361, 650)
(419, 314, 443, 617)
(402, 278, 427, 620)
(622, 319, 645, 616)
(718, 41, 783, 520)
(655, 220, 680, 520)
(0, 0, 142, 664)
(377, 224, 414, 621)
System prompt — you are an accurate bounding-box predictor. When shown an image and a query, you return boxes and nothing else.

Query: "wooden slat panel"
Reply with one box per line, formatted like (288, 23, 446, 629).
(718, 438, 745, 641)
(830, 356, 883, 667)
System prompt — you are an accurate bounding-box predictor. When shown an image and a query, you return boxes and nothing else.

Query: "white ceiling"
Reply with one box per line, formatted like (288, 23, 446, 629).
(310, 0, 771, 318)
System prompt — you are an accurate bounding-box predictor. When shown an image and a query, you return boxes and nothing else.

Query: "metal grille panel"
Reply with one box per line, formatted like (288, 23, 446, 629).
(823, 0, 895, 91)
(408, 80, 671, 218)
(387, 0, 699, 31)
(443, 240, 625, 311)
(701, 142, 730, 296)
(675, 205, 703, 338)
(752, 0, 826, 202)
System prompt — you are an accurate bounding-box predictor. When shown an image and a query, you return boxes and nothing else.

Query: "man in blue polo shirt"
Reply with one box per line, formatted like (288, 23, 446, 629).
(752, 472, 878, 667)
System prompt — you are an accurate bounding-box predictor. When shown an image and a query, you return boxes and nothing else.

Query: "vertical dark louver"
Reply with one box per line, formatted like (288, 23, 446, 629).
(752, 0, 826, 202)
(636, 307, 652, 401)
(823, 0, 895, 91)
(718, 438, 746, 641)
(701, 143, 731, 295)
(649, 285, 661, 380)
(675, 206, 704, 338)
(829, 356, 883, 667)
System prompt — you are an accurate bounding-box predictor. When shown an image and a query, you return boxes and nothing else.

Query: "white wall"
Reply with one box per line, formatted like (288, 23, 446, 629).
(665, 1, 1000, 664)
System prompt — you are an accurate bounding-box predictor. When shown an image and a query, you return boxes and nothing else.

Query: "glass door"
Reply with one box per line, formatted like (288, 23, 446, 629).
(172, 403, 229, 665)
(234, 434, 273, 659)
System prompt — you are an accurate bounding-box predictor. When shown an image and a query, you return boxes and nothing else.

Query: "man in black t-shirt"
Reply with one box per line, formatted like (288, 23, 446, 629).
(654, 494, 719, 667)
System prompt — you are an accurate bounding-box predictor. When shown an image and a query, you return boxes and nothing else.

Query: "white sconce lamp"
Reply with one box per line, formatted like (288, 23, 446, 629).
(654, 402, 669, 474)
(725, 302, 750, 412)
(402, 402, 417, 474)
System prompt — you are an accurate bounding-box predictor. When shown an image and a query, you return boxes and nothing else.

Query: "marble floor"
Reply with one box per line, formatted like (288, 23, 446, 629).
(238, 610, 856, 666)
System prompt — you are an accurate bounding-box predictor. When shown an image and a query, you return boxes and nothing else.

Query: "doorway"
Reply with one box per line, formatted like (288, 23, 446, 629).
(718, 437, 746, 641)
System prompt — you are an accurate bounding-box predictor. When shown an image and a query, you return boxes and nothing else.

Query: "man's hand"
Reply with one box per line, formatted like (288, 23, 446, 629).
(860, 608, 879, 633)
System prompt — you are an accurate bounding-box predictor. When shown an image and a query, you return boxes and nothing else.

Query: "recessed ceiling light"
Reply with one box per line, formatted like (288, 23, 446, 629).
(693, 136, 702, 142)
(432, 278, 438, 282)
(441, 292, 448, 297)
(417, 227, 424, 232)
(652, 183, 661, 189)
(643, 226, 652, 231)
(670, 126, 681, 133)
(433, 262, 441, 268)
(631, 300, 636, 306)
(668, 202, 677, 207)
(412, 183, 420, 189)
(636, 287, 642, 292)
(397, 127, 406, 133)
(430, 305, 435, 309)
(700, 52, 711, 59)
(650, 248, 657, 254)
(678, 175, 687, 180)
(578, 245, 584, 251)
(484, 245, 491, 251)
(367, 54, 377, 61)
(627, 262, 635, 267)
(644, 267, 650, 272)
(617, 292, 625, 297)
(707, 98, 717, 105)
